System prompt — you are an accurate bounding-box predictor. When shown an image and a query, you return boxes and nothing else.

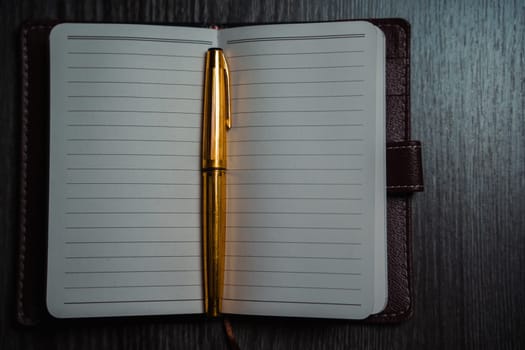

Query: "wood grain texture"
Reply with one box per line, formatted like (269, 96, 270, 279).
(1, 0, 523, 349)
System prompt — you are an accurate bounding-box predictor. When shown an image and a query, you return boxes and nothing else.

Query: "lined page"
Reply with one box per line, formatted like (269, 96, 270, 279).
(47, 24, 216, 318)
(219, 22, 386, 319)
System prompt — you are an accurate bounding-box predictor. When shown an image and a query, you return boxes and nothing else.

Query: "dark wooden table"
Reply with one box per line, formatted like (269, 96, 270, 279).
(1, 0, 524, 349)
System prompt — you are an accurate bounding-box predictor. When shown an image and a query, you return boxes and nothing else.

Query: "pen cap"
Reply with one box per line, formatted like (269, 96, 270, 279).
(202, 49, 231, 169)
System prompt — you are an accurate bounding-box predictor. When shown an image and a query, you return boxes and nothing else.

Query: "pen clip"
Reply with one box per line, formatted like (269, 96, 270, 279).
(223, 54, 232, 130)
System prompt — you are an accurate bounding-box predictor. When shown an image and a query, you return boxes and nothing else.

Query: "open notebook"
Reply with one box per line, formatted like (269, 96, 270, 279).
(46, 21, 386, 320)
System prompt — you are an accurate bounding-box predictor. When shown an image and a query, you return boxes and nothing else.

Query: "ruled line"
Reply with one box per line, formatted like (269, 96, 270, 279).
(227, 50, 364, 58)
(227, 33, 365, 44)
(67, 168, 198, 171)
(66, 255, 200, 259)
(232, 80, 363, 86)
(225, 269, 361, 275)
(229, 153, 363, 156)
(228, 168, 363, 174)
(64, 299, 202, 305)
(68, 66, 201, 72)
(230, 124, 364, 129)
(68, 95, 201, 100)
(232, 109, 363, 114)
(66, 226, 199, 229)
(226, 197, 362, 200)
(67, 153, 198, 156)
(227, 182, 362, 185)
(67, 35, 213, 45)
(228, 168, 363, 171)
(66, 196, 199, 200)
(226, 255, 362, 260)
(225, 284, 361, 291)
(68, 81, 201, 86)
(64, 284, 201, 289)
(226, 226, 361, 230)
(222, 299, 361, 306)
(227, 240, 362, 245)
(66, 139, 199, 143)
(66, 182, 198, 185)
(229, 139, 363, 143)
(233, 94, 363, 100)
(65, 211, 199, 215)
(65, 269, 199, 274)
(68, 51, 202, 58)
(226, 211, 362, 215)
(230, 65, 364, 72)
(67, 124, 200, 129)
(67, 109, 200, 114)
(65, 240, 199, 244)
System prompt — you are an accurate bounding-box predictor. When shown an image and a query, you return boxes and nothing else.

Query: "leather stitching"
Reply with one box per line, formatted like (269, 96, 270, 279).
(18, 24, 30, 325)
(388, 185, 423, 189)
(18, 23, 53, 325)
(387, 145, 420, 150)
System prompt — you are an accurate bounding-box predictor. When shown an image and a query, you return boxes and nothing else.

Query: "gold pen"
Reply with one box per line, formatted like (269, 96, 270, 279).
(201, 48, 231, 317)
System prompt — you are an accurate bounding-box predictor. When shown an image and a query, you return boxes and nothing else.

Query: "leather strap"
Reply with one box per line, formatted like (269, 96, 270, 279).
(387, 140, 424, 193)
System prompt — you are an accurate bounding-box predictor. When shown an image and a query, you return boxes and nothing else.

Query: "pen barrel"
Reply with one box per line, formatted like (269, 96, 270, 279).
(202, 169, 227, 317)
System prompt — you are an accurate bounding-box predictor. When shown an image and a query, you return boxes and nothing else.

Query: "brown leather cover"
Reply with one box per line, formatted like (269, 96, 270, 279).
(17, 19, 422, 325)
